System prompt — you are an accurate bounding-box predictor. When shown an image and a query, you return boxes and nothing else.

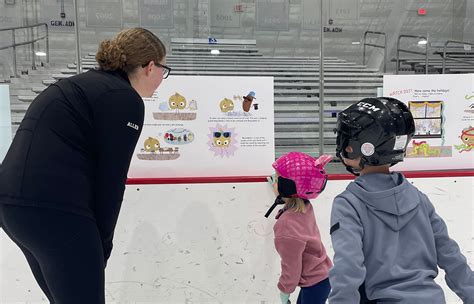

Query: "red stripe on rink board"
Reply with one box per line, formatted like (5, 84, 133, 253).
(126, 170, 474, 185)
(126, 176, 267, 184)
(330, 170, 474, 180)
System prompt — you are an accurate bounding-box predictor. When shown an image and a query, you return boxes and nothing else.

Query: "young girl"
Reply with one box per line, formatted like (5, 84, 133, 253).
(265, 152, 333, 304)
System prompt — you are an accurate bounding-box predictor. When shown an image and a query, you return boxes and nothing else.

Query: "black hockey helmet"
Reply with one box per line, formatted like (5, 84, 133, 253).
(334, 97, 415, 175)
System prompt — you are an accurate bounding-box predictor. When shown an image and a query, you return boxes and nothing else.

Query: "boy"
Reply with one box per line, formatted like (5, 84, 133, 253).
(329, 97, 473, 303)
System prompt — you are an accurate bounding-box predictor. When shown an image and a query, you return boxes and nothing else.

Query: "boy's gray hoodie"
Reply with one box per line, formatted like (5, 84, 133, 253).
(329, 172, 473, 304)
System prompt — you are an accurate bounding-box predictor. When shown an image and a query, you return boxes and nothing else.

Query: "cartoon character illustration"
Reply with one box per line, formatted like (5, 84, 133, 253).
(169, 92, 187, 113)
(207, 124, 238, 158)
(408, 101, 444, 139)
(461, 127, 474, 145)
(154, 92, 197, 121)
(137, 136, 180, 160)
(454, 126, 474, 153)
(213, 131, 232, 148)
(143, 137, 160, 152)
(409, 140, 440, 157)
(188, 99, 198, 110)
(219, 98, 234, 113)
(242, 91, 256, 112)
(164, 128, 195, 145)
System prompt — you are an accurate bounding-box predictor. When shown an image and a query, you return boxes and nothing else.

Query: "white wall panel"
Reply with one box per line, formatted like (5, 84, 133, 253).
(1, 176, 472, 303)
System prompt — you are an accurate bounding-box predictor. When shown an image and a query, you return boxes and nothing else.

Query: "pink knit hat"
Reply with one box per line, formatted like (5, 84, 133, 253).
(272, 152, 332, 200)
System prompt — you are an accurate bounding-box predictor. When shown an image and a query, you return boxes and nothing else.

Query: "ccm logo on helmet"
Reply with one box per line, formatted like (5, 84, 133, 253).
(357, 102, 380, 112)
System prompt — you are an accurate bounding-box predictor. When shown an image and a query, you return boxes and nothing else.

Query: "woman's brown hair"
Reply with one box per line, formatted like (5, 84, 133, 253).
(96, 28, 166, 74)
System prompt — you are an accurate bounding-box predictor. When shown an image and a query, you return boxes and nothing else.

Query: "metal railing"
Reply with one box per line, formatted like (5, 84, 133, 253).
(363, 31, 387, 73)
(442, 40, 474, 73)
(0, 23, 49, 77)
(396, 34, 428, 74)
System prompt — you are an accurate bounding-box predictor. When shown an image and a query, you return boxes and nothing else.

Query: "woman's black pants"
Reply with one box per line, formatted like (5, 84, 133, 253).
(0, 204, 105, 304)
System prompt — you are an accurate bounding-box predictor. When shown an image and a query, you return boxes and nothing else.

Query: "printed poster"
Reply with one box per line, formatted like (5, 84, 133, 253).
(129, 76, 275, 178)
(383, 74, 474, 171)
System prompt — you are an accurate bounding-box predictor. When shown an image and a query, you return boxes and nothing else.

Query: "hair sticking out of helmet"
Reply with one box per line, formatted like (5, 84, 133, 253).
(265, 153, 332, 218)
(334, 97, 415, 176)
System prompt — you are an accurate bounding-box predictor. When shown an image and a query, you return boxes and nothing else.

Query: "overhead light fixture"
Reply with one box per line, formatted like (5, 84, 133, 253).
(352, 41, 361, 45)
(35, 51, 47, 56)
(210, 49, 220, 55)
(418, 40, 428, 45)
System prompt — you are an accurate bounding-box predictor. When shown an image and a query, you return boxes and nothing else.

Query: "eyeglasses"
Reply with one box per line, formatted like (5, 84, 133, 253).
(142, 62, 171, 79)
(213, 132, 231, 138)
(156, 63, 171, 79)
